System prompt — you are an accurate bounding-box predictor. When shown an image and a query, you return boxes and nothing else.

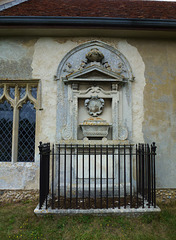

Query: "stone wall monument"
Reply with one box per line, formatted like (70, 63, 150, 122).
(56, 40, 134, 143)
(55, 40, 134, 194)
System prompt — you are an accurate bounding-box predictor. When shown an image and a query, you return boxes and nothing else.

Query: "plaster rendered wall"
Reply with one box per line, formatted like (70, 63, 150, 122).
(0, 37, 175, 189)
(0, 38, 39, 189)
(128, 39, 176, 188)
(0, 38, 78, 189)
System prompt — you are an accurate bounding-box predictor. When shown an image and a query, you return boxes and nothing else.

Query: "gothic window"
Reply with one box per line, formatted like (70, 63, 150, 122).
(0, 81, 39, 162)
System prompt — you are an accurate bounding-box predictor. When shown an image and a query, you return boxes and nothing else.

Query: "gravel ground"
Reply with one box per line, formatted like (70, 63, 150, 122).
(0, 190, 39, 204)
(0, 189, 175, 204)
(156, 189, 176, 203)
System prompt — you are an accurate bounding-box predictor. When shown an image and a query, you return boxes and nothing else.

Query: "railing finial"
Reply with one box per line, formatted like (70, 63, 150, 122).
(151, 142, 157, 154)
(38, 141, 43, 154)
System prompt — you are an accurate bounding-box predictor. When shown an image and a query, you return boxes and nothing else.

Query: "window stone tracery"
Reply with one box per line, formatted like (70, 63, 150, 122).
(0, 80, 40, 162)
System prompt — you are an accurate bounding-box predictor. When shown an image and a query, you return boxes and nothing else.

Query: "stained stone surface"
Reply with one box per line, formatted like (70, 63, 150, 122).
(0, 39, 35, 79)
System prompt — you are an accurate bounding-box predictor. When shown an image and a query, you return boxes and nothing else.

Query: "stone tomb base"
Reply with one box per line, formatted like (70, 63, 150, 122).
(34, 199, 161, 216)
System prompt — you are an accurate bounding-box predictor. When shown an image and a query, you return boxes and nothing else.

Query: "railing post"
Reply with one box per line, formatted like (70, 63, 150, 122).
(76, 144, 78, 208)
(124, 144, 126, 209)
(130, 144, 132, 208)
(39, 141, 43, 209)
(94, 144, 97, 208)
(64, 144, 66, 209)
(142, 144, 145, 208)
(151, 142, 157, 208)
(106, 145, 108, 209)
(147, 144, 151, 208)
(82, 144, 85, 208)
(70, 144, 72, 208)
(112, 144, 115, 209)
(118, 144, 121, 209)
(88, 144, 91, 209)
(58, 144, 60, 209)
(138, 144, 142, 196)
(100, 144, 103, 209)
(46, 143, 50, 209)
(136, 144, 139, 208)
(38, 142, 50, 210)
(51, 144, 54, 209)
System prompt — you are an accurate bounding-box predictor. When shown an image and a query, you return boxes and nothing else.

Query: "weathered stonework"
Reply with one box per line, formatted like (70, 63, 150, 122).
(0, 37, 175, 190)
(0, 38, 35, 79)
(117, 40, 146, 144)
(0, 162, 39, 189)
(56, 40, 133, 143)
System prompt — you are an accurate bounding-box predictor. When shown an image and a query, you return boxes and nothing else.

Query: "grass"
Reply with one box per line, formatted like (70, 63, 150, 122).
(0, 200, 176, 240)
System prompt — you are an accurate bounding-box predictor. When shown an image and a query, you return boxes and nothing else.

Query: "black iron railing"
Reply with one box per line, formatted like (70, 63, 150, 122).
(38, 143, 157, 210)
(38, 142, 50, 209)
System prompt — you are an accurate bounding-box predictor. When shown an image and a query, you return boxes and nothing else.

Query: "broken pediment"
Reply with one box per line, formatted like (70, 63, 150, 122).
(62, 65, 126, 84)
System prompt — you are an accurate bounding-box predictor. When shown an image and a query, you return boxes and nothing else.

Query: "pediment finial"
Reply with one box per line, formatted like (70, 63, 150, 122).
(86, 48, 104, 63)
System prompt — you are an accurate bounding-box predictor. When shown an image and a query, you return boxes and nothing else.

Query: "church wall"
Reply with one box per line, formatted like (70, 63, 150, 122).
(128, 39, 176, 188)
(0, 37, 175, 189)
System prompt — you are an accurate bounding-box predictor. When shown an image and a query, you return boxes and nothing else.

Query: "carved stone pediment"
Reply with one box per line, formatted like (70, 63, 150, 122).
(62, 65, 126, 84)
(56, 40, 134, 83)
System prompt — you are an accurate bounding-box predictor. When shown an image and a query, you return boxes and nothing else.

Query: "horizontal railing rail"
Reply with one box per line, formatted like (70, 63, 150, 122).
(38, 143, 156, 210)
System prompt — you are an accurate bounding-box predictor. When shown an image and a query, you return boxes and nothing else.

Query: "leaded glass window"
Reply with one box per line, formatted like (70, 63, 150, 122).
(0, 81, 39, 162)
(9, 87, 15, 99)
(18, 101, 36, 162)
(20, 87, 26, 99)
(31, 87, 37, 99)
(0, 100, 13, 162)
(0, 87, 3, 97)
